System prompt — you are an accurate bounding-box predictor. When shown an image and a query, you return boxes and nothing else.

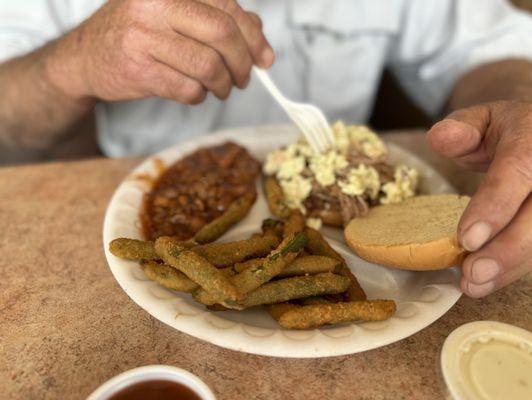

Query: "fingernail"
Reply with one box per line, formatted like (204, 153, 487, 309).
(466, 281, 495, 298)
(462, 221, 492, 251)
(260, 47, 275, 67)
(471, 258, 501, 284)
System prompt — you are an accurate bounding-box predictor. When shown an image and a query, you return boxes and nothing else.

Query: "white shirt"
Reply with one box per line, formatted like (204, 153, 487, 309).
(1, 0, 531, 156)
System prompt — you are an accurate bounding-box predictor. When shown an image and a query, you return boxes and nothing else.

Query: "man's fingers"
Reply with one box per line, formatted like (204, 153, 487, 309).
(427, 103, 531, 252)
(427, 119, 483, 158)
(459, 147, 531, 252)
(167, 1, 253, 88)
(451, 152, 491, 172)
(200, 0, 274, 67)
(227, 8, 274, 67)
(427, 105, 490, 159)
(145, 62, 207, 104)
(246, 11, 263, 29)
(461, 195, 532, 298)
(149, 32, 232, 99)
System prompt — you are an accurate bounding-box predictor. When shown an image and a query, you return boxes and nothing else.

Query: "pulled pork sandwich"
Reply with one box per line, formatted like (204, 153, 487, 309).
(263, 121, 419, 228)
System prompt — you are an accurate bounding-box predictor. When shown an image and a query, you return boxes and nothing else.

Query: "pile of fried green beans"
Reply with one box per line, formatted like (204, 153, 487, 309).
(109, 196, 396, 329)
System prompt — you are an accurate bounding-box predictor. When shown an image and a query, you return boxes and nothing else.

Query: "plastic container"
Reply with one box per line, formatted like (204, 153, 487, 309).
(440, 321, 532, 400)
(86, 365, 216, 400)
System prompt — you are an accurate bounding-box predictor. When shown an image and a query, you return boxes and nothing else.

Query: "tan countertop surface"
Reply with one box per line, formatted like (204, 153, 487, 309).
(1, 131, 530, 400)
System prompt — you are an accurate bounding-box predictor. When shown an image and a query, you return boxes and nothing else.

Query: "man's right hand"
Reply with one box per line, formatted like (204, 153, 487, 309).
(46, 0, 274, 104)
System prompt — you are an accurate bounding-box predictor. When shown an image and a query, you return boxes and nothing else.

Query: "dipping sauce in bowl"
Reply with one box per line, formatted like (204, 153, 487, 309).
(441, 321, 532, 400)
(86, 365, 215, 400)
(108, 379, 202, 400)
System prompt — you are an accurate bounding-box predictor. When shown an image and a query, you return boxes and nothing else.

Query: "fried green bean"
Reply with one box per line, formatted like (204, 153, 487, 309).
(109, 238, 198, 261)
(267, 303, 298, 321)
(303, 227, 343, 261)
(263, 176, 291, 219)
(193, 234, 280, 267)
(232, 258, 263, 274)
(141, 258, 234, 292)
(231, 232, 308, 294)
(194, 233, 308, 306)
(220, 267, 236, 278)
(140, 261, 199, 293)
(155, 236, 241, 307)
(110, 235, 278, 268)
(278, 255, 342, 277)
(194, 193, 255, 244)
(277, 300, 396, 329)
(109, 238, 158, 261)
(233, 255, 340, 278)
(261, 218, 285, 238)
(241, 273, 350, 308)
(283, 211, 306, 238)
(304, 227, 367, 301)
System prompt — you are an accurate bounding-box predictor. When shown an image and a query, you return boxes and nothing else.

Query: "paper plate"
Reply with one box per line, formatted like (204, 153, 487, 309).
(103, 124, 461, 358)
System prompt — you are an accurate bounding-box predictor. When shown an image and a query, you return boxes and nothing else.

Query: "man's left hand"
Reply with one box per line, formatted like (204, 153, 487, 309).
(427, 100, 531, 298)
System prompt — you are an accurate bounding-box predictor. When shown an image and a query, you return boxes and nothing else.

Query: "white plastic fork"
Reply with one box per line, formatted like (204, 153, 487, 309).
(253, 67, 335, 154)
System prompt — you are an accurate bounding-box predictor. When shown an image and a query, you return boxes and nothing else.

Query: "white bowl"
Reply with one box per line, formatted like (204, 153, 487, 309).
(86, 365, 216, 400)
(440, 321, 532, 400)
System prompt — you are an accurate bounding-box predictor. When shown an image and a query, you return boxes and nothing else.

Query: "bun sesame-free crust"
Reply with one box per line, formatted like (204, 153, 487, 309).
(344, 194, 470, 270)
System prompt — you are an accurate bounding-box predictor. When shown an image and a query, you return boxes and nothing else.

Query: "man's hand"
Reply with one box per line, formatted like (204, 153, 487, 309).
(47, 0, 274, 104)
(427, 101, 531, 298)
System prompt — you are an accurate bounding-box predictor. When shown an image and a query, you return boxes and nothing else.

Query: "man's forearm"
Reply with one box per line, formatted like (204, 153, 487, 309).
(0, 39, 95, 150)
(448, 59, 532, 111)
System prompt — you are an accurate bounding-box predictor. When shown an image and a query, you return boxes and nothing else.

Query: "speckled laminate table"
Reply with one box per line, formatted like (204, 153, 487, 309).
(1, 131, 530, 400)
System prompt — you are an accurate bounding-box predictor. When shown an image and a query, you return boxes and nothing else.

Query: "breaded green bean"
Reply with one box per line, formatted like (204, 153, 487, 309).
(278, 256, 341, 277)
(194, 193, 255, 244)
(140, 261, 199, 293)
(155, 236, 241, 307)
(234, 255, 340, 278)
(110, 235, 277, 268)
(304, 227, 367, 301)
(231, 232, 308, 294)
(220, 267, 236, 278)
(338, 267, 367, 302)
(261, 218, 285, 238)
(277, 300, 397, 329)
(109, 238, 158, 261)
(193, 235, 280, 267)
(283, 211, 306, 238)
(109, 238, 197, 261)
(263, 176, 291, 219)
(194, 233, 308, 306)
(304, 227, 343, 261)
(233, 258, 263, 274)
(267, 303, 298, 321)
(241, 273, 350, 308)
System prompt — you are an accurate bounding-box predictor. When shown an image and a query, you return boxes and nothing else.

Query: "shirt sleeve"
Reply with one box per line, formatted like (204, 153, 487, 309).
(0, 0, 69, 63)
(388, 0, 532, 116)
